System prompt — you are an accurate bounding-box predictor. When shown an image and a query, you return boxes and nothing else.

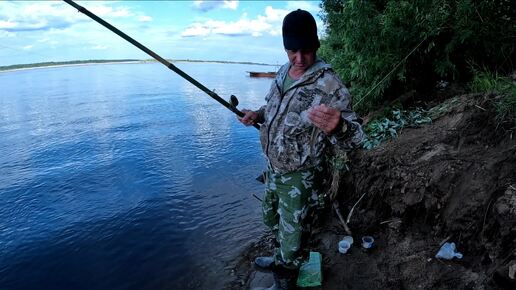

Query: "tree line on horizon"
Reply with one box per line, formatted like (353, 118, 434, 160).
(0, 59, 276, 72)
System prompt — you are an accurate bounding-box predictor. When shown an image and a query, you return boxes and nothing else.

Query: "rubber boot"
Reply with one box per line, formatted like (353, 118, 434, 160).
(254, 256, 275, 272)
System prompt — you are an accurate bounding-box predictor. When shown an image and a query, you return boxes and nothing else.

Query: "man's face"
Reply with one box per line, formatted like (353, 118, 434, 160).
(286, 48, 316, 73)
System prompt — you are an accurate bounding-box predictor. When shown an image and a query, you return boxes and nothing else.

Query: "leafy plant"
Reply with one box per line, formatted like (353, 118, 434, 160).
(362, 108, 432, 149)
(362, 115, 402, 149)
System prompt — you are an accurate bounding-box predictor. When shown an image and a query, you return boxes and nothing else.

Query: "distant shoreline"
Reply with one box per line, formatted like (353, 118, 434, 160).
(0, 59, 278, 73)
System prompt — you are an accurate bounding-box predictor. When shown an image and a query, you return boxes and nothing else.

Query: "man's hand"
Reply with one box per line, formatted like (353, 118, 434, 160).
(239, 109, 259, 126)
(308, 104, 342, 134)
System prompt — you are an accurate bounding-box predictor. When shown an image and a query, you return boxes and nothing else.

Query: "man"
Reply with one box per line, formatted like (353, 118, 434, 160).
(239, 9, 364, 289)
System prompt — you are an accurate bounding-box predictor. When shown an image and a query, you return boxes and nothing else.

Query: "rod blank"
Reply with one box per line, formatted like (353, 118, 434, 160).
(63, 0, 260, 130)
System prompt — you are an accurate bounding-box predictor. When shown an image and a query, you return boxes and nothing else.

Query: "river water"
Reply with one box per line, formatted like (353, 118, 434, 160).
(0, 62, 275, 289)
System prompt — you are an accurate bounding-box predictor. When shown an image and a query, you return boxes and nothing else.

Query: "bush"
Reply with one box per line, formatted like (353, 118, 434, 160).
(319, 0, 515, 113)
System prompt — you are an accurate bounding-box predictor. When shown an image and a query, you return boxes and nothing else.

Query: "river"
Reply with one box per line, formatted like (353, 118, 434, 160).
(0, 62, 275, 289)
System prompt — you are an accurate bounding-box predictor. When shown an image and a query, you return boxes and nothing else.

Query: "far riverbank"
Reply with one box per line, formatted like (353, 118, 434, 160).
(0, 59, 277, 73)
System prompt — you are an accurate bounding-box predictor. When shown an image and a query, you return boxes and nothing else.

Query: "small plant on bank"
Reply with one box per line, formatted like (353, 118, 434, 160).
(362, 108, 432, 149)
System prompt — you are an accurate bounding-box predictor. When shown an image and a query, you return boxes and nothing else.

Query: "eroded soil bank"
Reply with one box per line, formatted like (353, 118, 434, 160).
(226, 93, 516, 289)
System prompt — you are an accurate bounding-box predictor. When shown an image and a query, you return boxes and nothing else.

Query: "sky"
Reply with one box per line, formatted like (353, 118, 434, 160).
(0, 0, 324, 66)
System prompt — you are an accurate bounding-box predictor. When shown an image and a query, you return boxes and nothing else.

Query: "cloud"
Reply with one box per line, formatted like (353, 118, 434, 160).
(22, 45, 33, 51)
(37, 37, 58, 46)
(223, 0, 239, 10)
(0, 20, 17, 29)
(138, 15, 153, 22)
(92, 45, 108, 50)
(0, 30, 16, 38)
(0, 1, 138, 33)
(0, 2, 81, 32)
(193, 0, 239, 12)
(181, 23, 211, 37)
(181, 6, 288, 38)
(88, 5, 133, 18)
(285, 1, 321, 14)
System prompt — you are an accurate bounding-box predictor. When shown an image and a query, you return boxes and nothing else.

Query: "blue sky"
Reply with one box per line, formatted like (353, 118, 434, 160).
(0, 0, 324, 66)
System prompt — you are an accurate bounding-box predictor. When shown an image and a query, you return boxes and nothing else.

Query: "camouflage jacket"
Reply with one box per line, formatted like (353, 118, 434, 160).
(257, 59, 364, 174)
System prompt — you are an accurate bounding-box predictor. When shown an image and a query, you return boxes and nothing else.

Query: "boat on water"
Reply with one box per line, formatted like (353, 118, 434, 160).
(248, 71, 277, 78)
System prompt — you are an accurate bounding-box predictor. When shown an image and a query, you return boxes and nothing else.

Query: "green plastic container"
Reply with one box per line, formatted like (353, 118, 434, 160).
(296, 251, 322, 287)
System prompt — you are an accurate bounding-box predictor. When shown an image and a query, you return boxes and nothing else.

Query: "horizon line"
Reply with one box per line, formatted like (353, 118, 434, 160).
(0, 58, 280, 72)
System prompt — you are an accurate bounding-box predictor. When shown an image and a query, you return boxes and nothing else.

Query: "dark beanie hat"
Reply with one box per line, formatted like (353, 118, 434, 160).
(282, 9, 320, 50)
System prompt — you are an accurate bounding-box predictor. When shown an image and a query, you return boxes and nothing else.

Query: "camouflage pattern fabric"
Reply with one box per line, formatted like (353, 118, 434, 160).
(256, 58, 364, 174)
(262, 167, 323, 269)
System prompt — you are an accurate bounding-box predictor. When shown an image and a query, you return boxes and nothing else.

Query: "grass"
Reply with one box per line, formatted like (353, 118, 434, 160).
(470, 69, 516, 126)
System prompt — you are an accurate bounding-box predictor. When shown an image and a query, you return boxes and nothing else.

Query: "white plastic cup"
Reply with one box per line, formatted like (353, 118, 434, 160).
(361, 236, 374, 249)
(338, 240, 351, 254)
(342, 235, 354, 244)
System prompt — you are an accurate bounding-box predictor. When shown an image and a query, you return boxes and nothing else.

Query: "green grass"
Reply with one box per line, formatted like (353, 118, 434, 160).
(470, 69, 516, 126)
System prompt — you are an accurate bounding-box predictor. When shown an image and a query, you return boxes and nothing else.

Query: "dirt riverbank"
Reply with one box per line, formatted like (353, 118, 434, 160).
(226, 92, 516, 289)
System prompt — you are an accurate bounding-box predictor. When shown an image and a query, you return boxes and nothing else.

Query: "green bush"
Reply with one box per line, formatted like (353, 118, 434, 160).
(319, 0, 515, 113)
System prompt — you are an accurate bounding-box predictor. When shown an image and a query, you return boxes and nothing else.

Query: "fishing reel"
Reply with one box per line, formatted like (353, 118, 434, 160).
(229, 95, 239, 109)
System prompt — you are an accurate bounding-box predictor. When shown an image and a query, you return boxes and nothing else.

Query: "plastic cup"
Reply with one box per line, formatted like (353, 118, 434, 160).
(342, 235, 354, 244)
(338, 240, 351, 254)
(361, 236, 374, 249)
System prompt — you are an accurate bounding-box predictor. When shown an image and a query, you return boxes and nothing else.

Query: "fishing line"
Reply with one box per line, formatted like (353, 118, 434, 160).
(0, 55, 160, 89)
(354, 36, 429, 107)
(0, 44, 225, 115)
(0, 43, 51, 63)
(63, 0, 260, 129)
(0, 41, 178, 88)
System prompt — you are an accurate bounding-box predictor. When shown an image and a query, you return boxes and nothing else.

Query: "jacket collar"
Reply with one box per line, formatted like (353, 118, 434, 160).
(275, 58, 332, 87)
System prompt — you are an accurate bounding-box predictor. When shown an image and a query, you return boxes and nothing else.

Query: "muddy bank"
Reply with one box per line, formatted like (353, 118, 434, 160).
(226, 93, 516, 289)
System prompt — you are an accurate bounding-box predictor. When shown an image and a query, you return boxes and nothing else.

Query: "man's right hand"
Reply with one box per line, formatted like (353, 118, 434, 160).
(239, 109, 259, 126)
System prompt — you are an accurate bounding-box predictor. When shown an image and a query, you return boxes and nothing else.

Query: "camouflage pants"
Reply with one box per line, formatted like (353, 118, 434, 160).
(262, 167, 322, 269)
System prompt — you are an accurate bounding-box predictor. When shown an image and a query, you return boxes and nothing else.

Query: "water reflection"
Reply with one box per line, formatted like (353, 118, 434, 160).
(0, 62, 272, 289)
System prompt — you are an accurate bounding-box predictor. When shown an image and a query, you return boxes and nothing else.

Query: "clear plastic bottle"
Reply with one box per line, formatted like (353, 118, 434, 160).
(436, 242, 463, 260)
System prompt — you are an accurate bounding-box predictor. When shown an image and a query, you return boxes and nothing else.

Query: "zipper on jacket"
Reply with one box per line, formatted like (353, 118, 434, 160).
(264, 80, 283, 161)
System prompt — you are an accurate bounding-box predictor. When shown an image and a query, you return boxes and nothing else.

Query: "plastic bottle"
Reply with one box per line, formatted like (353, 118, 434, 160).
(435, 242, 463, 260)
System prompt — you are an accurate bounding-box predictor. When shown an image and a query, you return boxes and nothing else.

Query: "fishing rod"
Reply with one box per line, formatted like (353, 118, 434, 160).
(63, 0, 260, 130)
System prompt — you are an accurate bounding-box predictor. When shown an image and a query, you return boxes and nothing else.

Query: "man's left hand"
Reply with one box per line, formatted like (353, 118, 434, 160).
(308, 104, 341, 134)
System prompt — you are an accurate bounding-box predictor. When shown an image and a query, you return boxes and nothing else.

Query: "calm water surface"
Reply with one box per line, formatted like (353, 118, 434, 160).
(0, 62, 274, 289)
